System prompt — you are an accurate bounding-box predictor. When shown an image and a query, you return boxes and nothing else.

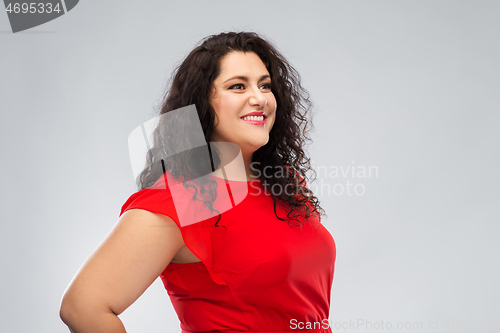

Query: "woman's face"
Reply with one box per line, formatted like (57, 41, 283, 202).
(210, 51, 277, 157)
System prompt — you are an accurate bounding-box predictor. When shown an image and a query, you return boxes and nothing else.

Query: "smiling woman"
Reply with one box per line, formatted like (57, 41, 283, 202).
(210, 51, 277, 177)
(60, 31, 336, 333)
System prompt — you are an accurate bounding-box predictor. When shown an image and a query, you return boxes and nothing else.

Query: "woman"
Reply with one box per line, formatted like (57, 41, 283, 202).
(60, 31, 336, 333)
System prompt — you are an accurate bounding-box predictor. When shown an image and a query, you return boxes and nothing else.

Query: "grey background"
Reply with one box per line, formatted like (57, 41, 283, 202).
(1, 1, 499, 332)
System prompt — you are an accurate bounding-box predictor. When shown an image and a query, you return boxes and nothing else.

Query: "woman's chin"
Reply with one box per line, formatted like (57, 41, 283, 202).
(238, 137, 270, 154)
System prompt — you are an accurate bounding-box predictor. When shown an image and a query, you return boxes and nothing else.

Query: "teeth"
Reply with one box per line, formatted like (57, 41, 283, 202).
(242, 115, 264, 121)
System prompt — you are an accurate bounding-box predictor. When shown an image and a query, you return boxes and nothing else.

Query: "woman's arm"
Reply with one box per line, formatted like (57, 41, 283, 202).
(60, 209, 185, 333)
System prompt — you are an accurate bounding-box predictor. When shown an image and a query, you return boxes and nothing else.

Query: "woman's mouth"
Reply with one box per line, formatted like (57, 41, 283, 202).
(241, 115, 266, 125)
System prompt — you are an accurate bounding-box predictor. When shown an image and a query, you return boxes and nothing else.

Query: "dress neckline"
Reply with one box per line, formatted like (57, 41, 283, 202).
(209, 174, 260, 183)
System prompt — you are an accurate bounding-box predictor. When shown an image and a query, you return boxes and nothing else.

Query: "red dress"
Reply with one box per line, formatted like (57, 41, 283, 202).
(120, 172, 336, 333)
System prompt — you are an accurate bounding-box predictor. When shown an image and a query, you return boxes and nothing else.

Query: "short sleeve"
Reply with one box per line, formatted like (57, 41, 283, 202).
(120, 187, 179, 220)
(119, 177, 227, 287)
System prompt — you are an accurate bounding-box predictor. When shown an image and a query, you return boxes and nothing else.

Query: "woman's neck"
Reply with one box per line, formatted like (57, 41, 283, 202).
(209, 143, 255, 181)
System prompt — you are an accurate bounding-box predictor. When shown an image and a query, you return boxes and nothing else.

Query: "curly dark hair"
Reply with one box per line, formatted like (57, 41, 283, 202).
(136, 31, 325, 227)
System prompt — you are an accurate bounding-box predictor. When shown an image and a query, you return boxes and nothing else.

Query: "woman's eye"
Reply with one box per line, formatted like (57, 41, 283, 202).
(229, 83, 271, 90)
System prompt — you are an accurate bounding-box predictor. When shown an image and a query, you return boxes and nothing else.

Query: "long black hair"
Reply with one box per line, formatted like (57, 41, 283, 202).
(137, 31, 325, 227)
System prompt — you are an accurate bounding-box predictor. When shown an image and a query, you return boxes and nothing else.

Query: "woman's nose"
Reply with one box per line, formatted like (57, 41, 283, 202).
(248, 90, 268, 109)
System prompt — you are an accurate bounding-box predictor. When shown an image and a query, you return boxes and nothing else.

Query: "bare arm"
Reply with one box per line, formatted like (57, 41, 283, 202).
(60, 209, 185, 333)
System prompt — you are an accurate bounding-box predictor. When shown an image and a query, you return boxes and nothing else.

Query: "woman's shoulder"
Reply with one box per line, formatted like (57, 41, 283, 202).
(120, 171, 180, 221)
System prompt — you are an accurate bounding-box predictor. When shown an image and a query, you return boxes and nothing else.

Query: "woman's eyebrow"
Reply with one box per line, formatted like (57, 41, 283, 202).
(223, 74, 271, 83)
